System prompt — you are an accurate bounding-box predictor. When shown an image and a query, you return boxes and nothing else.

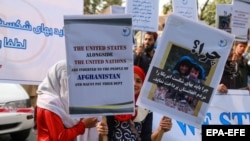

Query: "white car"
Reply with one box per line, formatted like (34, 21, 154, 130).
(0, 83, 34, 141)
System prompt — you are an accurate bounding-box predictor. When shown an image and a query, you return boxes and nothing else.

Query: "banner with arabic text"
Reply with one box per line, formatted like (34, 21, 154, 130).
(0, 0, 82, 84)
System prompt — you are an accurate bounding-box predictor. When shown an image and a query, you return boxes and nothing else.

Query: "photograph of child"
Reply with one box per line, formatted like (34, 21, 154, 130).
(151, 43, 212, 116)
(218, 15, 231, 33)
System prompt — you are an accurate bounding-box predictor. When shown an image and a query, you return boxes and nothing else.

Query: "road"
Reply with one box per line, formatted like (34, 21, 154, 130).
(0, 129, 37, 141)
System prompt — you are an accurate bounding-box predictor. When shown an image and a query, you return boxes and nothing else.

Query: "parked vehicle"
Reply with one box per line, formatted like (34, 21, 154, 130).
(0, 83, 34, 141)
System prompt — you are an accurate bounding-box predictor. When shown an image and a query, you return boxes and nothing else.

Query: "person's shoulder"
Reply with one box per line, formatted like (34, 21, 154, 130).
(55, 60, 66, 66)
(48, 60, 67, 73)
(53, 60, 66, 67)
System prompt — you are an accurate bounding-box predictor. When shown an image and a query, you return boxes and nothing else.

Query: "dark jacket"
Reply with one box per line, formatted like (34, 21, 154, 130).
(134, 51, 154, 73)
(220, 58, 250, 89)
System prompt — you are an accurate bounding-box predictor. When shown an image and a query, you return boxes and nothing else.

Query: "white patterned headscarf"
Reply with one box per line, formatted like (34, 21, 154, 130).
(36, 60, 98, 141)
(37, 60, 75, 127)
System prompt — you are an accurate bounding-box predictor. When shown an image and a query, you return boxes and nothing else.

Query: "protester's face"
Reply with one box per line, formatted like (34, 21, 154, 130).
(179, 64, 189, 75)
(235, 43, 247, 55)
(228, 49, 234, 60)
(134, 73, 143, 95)
(143, 34, 155, 48)
(189, 68, 199, 78)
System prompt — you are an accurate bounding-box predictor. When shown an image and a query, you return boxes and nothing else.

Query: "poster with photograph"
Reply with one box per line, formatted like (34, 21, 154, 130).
(216, 4, 232, 33)
(64, 14, 134, 117)
(137, 13, 235, 128)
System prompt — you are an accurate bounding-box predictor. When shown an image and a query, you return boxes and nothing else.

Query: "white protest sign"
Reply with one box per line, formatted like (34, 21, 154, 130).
(64, 14, 134, 117)
(126, 0, 159, 32)
(110, 5, 125, 14)
(0, 0, 82, 84)
(137, 13, 235, 128)
(172, 0, 198, 21)
(231, 0, 250, 41)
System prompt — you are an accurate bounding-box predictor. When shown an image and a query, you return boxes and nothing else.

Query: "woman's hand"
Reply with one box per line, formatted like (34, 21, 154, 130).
(152, 116, 172, 141)
(81, 117, 98, 128)
(217, 83, 228, 94)
(158, 116, 172, 132)
(97, 121, 108, 135)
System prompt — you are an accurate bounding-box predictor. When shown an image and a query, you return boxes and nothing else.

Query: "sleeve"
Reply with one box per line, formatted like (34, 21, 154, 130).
(134, 54, 142, 66)
(44, 109, 85, 141)
(140, 112, 153, 141)
(247, 60, 250, 75)
(241, 53, 250, 76)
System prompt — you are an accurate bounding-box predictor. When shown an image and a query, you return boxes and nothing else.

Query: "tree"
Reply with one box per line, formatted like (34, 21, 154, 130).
(200, 0, 232, 26)
(162, 1, 173, 15)
(84, 0, 123, 14)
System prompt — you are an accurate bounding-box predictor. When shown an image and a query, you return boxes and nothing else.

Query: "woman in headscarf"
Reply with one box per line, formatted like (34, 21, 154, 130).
(97, 65, 172, 141)
(36, 60, 98, 141)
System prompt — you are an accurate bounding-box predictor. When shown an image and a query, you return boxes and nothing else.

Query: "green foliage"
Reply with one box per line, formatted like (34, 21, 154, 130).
(84, 0, 232, 26)
(201, 0, 232, 26)
(162, 1, 173, 14)
(200, 0, 217, 26)
(162, 0, 232, 26)
(84, 0, 122, 14)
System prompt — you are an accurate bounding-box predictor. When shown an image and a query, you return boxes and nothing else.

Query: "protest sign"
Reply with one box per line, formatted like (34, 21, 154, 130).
(110, 5, 125, 14)
(137, 13, 235, 128)
(216, 4, 232, 33)
(153, 92, 250, 140)
(231, 0, 250, 41)
(0, 0, 82, 84)
(64, 14, 134, 117)
(172, 0, 198, 21)
(126, 0, 159, 32)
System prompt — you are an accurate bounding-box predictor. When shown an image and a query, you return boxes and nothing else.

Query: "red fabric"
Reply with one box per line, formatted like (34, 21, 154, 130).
(114, 95, 139, 121)
(115, 66, 145, 122)
(36, 106, 85, 141)
(134, 65, 146, 82)
(114, 114, 133, 121)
